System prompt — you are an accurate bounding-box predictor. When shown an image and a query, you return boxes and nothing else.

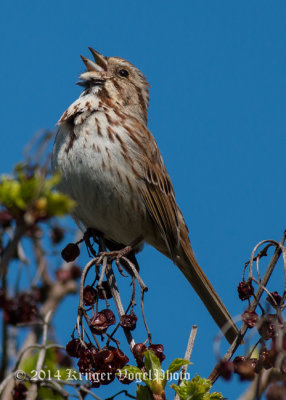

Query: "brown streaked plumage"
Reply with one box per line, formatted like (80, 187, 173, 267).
(52, 48, 239, 344)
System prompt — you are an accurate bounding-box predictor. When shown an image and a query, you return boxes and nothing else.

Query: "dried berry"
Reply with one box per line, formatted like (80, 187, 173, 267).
(97, 281, 112, 299)
(0, 210, 12, 228)
(266, 291, 283, 307)
(233, 356, 256, 381)
(101, 309, 116, 326)
(119, 313, 137, 331)
(117, 374, 133, 385)
(259, 349, 276, 369)
(112, 348, 129, 369)
(66, 338, 85, 358)
(77, 346, 97, 373)
(61, 243, 80, 262)
(241, 310, 258, 328)
(258, 314, 282, 340)
(31, 286, 48, 303)
(91, 312, 109, 335)
(237, 281, 254, 300)
(217, 360, 233, 380)
(71, 265, 81, 279)
(99, 365, 116, 385)
(91, 309, 116, 335)
(12, 382, 27, 400)
(51, 226, 65, 244)
(4, 292, 38, 325)
(132, 343, 147, 362)
(83, 285, 97, 306)
(148, 344, 166, 362)
(233, 356, 246, 370)
(94, 349, 114, 366)
(266, 383, 286, 400)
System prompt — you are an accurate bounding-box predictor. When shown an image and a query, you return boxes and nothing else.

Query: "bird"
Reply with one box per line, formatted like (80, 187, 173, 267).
(52, 47, 238, 344)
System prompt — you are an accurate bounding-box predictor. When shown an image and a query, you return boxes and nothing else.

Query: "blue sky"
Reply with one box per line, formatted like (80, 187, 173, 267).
(1, 1, 286, 398)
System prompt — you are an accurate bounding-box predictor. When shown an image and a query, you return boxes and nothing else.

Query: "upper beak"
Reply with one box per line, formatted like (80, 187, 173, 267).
(80, 48, 108, 72)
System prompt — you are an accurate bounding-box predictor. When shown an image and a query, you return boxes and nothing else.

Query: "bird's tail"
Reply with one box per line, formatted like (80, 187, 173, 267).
(177, 238, 239, 344)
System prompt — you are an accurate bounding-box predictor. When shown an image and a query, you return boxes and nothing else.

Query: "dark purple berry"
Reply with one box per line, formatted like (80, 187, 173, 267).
(148, 344, 166, 362)
(0, 210, 12, 228)
(71, 265, 81, 279)
(217, 360, 233, 380)
(94, 349, 114, 366)
(237, 281, 254, 300)
(90, 309, 115, 335)
(61, 243, 80, 262)
(51, 226, 65, 244)
(241, 310, 258, 328)
(12, 383, 27, 400)
(266, 291, 283, 307)
(132, 343, 147, 362)
(112, 348, 129, 368)
(233, 356, 256, 381)
(97, 281, 112, 299)
(266, 383, 286, 400)
(101, 309, 116, 325)
(258, 314, 282, 340)
(259, 349, 276, 369)
(83, 285, 97, 306)
(119, 313, 137, 331)
(66, 338, 85, 358)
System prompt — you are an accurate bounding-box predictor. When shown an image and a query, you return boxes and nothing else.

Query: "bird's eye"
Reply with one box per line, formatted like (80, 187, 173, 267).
(118, 69, 129, 78)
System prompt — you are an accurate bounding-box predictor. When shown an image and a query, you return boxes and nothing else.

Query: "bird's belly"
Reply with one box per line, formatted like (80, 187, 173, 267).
(52, 121, 147, 245)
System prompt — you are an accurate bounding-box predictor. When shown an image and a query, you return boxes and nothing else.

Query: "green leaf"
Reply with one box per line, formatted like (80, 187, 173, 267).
(161, 358, 191, 388)
(143, 350, 164, 395)
(171, 375, 223, 400)
(167, 358, 191, 374)
(144, 350, 163, 380)
(46, 191, 75, 216)
(137, 385, 153, 400)
(117, 365, 144, 383)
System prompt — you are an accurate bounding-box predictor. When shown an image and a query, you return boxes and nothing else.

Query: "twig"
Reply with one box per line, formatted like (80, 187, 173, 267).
(174, 325, 198, 400)
(0, 224, 26, 381)
(105, 262, 135, 350)
(26, 310, 52, 400)
(0, 224, 26, 278)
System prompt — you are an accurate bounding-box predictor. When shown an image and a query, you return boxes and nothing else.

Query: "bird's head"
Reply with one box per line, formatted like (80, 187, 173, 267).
(79, 48, 150, 124)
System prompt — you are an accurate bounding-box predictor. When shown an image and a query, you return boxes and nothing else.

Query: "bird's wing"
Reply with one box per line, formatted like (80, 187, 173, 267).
(125, 118, 181, 259)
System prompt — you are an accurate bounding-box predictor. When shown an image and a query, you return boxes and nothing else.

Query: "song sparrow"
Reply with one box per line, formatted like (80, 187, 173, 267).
(52, 48, 238, 344)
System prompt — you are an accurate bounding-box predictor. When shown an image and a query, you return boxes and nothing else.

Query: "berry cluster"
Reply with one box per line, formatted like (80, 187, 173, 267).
(2, 291, 39, 325)
(133, 343, 165, 366)
(66, 339, 129, 387)
(218, 283, 286, 389)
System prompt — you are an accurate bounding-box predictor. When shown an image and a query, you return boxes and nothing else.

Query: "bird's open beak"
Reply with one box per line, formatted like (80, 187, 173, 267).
(80, 48, 108, 72)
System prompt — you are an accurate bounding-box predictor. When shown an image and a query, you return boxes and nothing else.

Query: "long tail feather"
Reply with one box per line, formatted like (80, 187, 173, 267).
(177, 240, 239, 344)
